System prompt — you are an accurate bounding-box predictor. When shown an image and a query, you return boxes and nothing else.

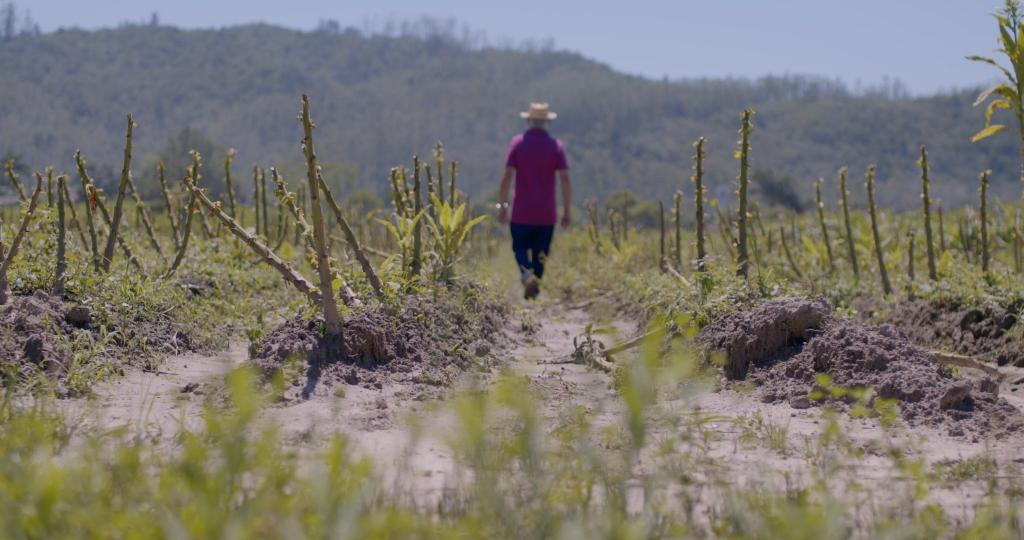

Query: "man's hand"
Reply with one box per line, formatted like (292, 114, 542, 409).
(498, 168, 514, 225)
(560, 210, 571, 229)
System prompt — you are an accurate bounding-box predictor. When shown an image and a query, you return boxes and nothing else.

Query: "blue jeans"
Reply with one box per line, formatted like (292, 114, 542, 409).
(510, 223, 555, 279)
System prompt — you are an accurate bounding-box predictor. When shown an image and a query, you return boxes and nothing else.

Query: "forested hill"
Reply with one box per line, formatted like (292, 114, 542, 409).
(0, 22, 1016, 208)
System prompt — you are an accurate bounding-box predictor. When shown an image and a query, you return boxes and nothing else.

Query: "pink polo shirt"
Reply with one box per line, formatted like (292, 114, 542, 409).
(505, 128, 569, 226)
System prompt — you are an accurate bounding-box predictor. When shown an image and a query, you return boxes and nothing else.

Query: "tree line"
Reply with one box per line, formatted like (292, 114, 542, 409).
(0, 14, 1017, 210)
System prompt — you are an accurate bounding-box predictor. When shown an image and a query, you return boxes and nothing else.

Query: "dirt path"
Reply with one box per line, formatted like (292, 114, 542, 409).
(505, 301, 1024, 523)
(62, 299, 619, 505)
(260, 300, 632, 505)
(66, 299, 1024, 521)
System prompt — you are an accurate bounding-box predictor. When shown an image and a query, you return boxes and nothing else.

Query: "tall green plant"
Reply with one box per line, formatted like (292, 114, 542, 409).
(779, 224, 802, 280)
(673, 190, 683, 269)
(918, 146, 937, 280)
(449, 161, 458, 206)
(424, 163, 436, 220)
(101, 114, 135, 272)
(187, 177, 320, 302)
(658, 200, 667, 271)
(157, 161, 181, 249)
(45, 168, 53, 208)
(692, 137, 707, 273)
(425, 195, 487, 283)
(968, 0, 1024, 188)
(378, 210, 424, 276)
(411, 155, 423, 277)
(74, 151, 101, 272)
(1015, 209, 1023, 272)
(4, 159, 26, 203)
(937, 202, 946, 254)
(735, 108, 754, 278)
(814, 178, 835, 273)
(980, 170, 992, 273)
(838, 166, 859, 279)
(865, 166, 893, 296)
(253, 165, 262, 235)
(162, 152, 201, 279)
(270, 168, 310, 239)
(906, 230, 917, 299)
(224, 148, 237, 219)
(390, 168, 409, 218)
(621, 192, 630, 242)
(260, 167, 270, 238)
(59, 177, 88, 250)
(434, 141, 446, 204)
(317, 174, 383, 297)
(300, 94, 343, 345)
(127, 169, 164, 262)
(585, 199, 603, 255)
(0, 174, 42, 304)
(53, 175, 68, 296)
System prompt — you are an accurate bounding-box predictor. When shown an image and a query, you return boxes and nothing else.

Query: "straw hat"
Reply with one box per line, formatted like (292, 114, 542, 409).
(519, 102, 557, 120)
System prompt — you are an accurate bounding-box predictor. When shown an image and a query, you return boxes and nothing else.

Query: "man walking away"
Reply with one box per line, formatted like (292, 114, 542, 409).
(496, 102, 571, 300)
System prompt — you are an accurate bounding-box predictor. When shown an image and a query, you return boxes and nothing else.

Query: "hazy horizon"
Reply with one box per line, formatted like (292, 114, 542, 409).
(20, 0, 1003, 96)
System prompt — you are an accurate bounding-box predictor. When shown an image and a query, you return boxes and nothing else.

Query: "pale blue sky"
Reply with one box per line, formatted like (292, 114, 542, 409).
(26, 0, 1002, 95)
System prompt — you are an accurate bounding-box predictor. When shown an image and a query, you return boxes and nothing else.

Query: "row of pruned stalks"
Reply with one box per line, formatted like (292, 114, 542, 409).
(581, 108, 1023, 297)
(185, 95, 486, 352)
(1, 94, 488, 357)
(1, 114, 145, 304)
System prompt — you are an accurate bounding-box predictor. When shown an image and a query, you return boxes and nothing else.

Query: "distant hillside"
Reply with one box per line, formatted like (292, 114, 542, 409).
(0, 22, 1017, 209)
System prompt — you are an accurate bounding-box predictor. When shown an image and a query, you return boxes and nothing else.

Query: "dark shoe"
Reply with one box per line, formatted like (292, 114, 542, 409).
(523, 276, 540, 300)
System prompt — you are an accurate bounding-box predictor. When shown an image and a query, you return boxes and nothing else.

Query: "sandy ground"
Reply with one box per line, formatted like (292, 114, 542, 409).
(63, 298, 1024, 520)
(63, 345, 249, 440)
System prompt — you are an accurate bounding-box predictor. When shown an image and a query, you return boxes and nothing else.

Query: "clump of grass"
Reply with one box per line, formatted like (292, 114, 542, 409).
(934, 456, 997, 482)
(734, 412, 790, 455)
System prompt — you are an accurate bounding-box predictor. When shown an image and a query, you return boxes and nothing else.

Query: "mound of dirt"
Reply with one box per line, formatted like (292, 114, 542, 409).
(699, 297, 1024, 439)
(0, 291, 97, 384)
(0, 286, 222, 393)
(251, 284, 508, 397)
(697, 297, 830, 379)
(884, 299, 1024, 367)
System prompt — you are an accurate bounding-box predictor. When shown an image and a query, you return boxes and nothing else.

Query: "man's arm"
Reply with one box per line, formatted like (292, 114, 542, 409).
(497, 166, 514, 224)
(559, 169, 571, 228)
